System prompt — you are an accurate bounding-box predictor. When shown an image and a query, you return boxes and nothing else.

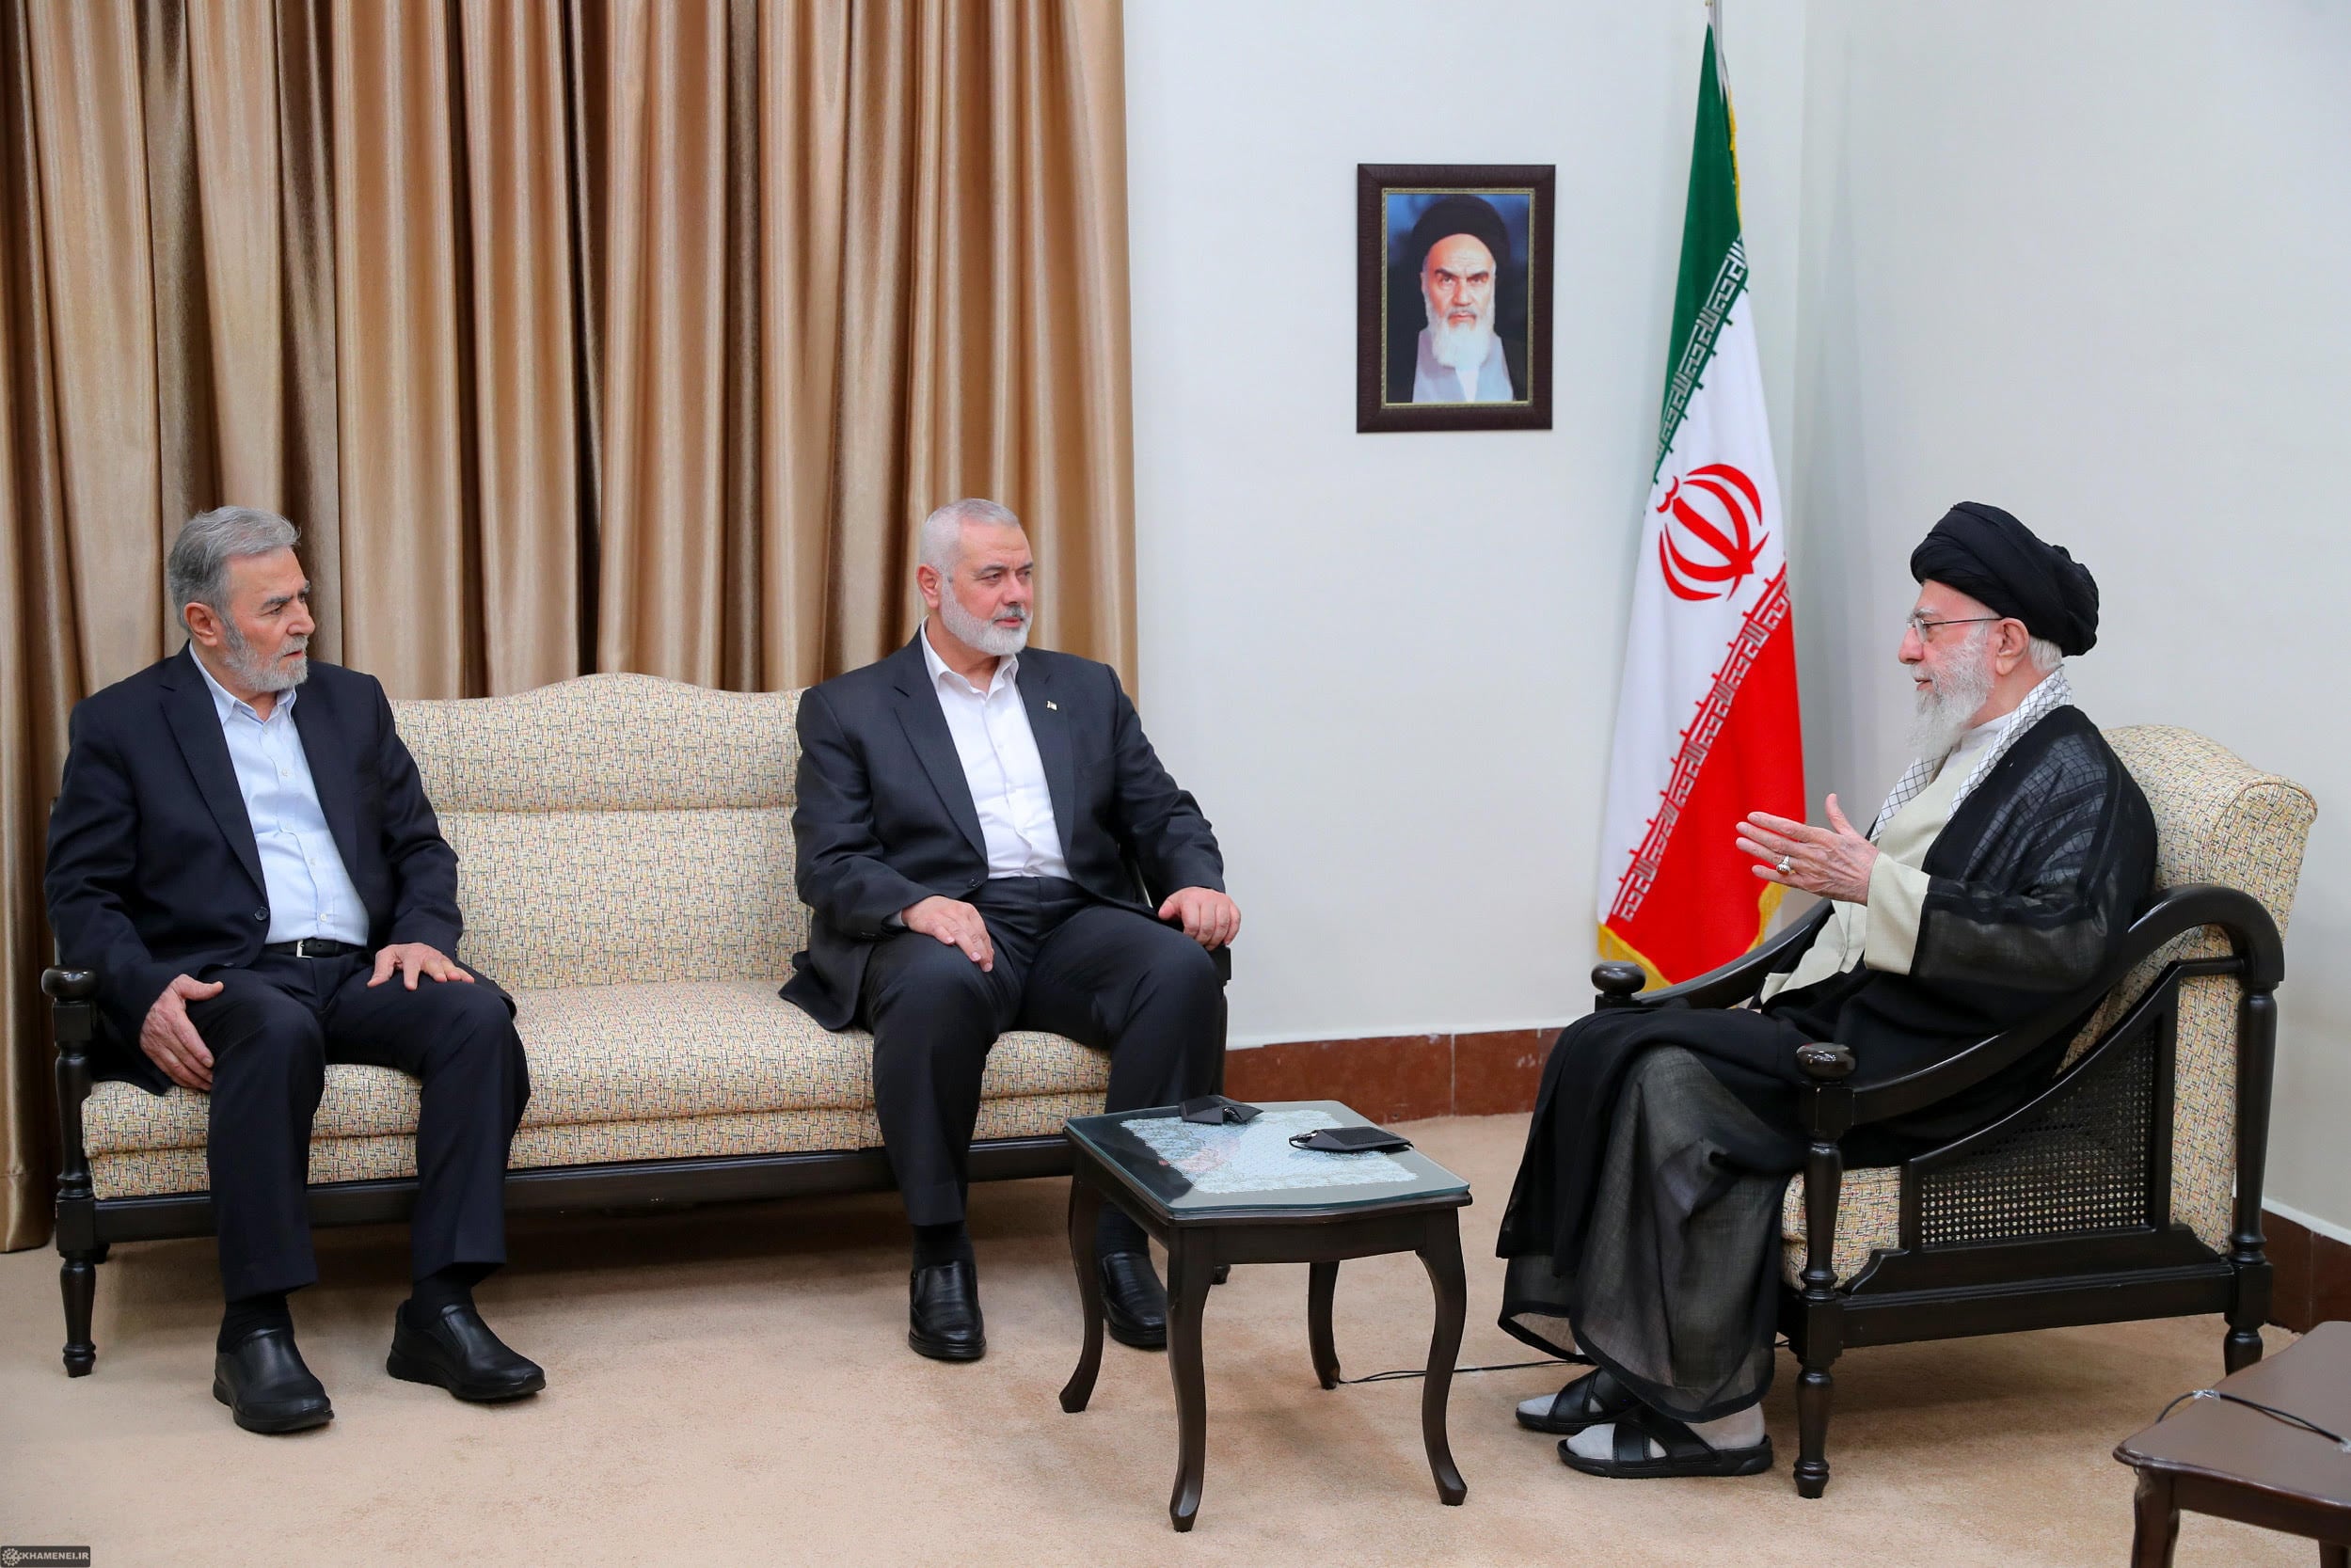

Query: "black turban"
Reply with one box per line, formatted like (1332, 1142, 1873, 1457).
(1909, 501, 2100, 656)
(1407, 195, 1510, 275)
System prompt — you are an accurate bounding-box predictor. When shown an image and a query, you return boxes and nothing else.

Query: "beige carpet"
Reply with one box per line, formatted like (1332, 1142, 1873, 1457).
(0, 1114, 2301, 1566)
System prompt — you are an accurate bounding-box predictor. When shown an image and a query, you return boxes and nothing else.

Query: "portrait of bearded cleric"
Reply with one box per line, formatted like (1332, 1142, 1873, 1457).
(1357, 165, 1554, 433)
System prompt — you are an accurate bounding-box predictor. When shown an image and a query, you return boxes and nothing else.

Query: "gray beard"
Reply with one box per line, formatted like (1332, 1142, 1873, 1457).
(1423, 292, 1496, 374)
(219, 620, 309, 694)
(1908, 639, 1996, 759)
(939, 594, 1029, 657)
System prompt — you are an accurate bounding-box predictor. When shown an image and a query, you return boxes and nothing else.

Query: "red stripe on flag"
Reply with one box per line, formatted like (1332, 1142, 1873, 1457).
(1603, 589, 1805, 985)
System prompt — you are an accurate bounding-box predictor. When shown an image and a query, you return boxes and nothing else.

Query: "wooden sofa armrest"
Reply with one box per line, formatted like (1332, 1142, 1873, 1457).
(44, 966, 101, 1274)
(43, 966, 97, 1064)
(1591, 902, 1834, 1012)
(43, 965, 98, 1004)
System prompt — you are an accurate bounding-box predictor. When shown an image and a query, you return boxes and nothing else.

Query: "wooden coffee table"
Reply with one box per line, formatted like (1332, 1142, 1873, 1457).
(1057, 1100, 1473, 1532)
(2114, 1320, 2351, 1566)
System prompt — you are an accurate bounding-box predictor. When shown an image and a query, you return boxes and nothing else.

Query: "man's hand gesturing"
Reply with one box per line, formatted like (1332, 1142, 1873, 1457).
(1738, 793, 1880, 904)
(141, 974, 224, 1091)
(903, 896, 995, 972)
(1158, 887, 1241, 950)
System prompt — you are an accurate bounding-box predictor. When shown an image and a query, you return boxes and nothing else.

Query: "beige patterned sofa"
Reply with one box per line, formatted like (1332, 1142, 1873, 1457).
(48, 674, 1125, 1373)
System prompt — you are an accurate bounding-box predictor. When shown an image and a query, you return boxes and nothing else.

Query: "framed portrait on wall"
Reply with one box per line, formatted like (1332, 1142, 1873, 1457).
(1357, 163, 1555, 434)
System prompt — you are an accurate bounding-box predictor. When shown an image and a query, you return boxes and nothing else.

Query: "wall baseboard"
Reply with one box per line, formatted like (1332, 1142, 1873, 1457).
(1222, 1029, 1557, 1124)
(2264, 1207, 2351, 1332)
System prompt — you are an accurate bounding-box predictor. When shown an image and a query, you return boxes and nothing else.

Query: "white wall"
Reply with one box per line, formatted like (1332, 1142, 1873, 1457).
(1124, 1, 2351, 1231)
(1786, 0, 2351, 1232)
(1124, 0, 1805, 1047)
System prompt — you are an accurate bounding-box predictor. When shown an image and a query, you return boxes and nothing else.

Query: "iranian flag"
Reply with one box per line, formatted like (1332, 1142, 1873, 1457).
(1596, 22, 1805, 988)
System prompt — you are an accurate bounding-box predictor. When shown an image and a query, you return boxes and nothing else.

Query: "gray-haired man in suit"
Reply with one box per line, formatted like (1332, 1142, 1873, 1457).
(783, 499, 1240, 1362)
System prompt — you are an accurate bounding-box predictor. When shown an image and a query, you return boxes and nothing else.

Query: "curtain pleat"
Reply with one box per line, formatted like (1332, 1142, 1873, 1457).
(594, 0, 730, 685)
(331, 0, 474, 697)
(25, 0, 166, 688)
(0, 0, 1136, 1249)
(458, 0, 580, 693)
(271, 0, 345, 661)
(187, 0, 284, 515)
(754, 0, 845, 689)
(0, 0, 81, 1250)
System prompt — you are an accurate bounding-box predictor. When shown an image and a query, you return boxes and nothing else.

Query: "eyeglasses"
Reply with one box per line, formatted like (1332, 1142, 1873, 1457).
(1905, 612, 2002, 641)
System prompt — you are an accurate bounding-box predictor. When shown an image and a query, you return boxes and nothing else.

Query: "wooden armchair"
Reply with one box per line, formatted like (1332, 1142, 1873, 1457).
(1589, 725, 2312, 1497)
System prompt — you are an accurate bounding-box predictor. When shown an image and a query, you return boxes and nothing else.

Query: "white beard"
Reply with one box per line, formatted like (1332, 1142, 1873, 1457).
(1423, 288, 1496, 374)
(1908, 632, 1996, 759)
(940, 592, 1029, 657)
(220, 620, 310, 693)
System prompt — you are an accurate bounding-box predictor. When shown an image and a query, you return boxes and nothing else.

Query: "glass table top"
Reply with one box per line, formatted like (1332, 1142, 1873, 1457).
(1064, 1100, 1470, 1215)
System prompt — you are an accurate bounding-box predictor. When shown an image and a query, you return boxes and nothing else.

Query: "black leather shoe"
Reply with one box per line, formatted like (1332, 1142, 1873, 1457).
(908, 1259, 986, 1361)
(1100, 1251, 1169, 1350)
(387, 1301, 547, 1402)
(213, 1326, 334, 1433)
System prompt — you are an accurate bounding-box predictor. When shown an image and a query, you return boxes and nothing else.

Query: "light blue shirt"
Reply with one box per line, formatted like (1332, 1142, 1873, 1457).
(193, 655, 369, 945)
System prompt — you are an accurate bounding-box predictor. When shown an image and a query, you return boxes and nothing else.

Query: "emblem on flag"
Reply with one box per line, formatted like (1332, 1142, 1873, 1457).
(1658, 463, 1768, 602)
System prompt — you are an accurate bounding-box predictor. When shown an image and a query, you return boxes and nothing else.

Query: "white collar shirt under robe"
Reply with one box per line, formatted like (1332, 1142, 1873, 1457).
(919, 624, 1072, 881)
(1759, 712, 2005, 1001)
(193, 654, 369, 945)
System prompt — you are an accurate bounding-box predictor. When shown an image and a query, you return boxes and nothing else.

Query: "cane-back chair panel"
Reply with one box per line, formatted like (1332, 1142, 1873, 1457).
(1913, 1009, 2164, 1245)
(1781, 723, 2311, 1284)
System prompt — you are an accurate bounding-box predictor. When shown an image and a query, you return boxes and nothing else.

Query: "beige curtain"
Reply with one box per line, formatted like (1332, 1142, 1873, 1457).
(0, 0, 1135, 1250)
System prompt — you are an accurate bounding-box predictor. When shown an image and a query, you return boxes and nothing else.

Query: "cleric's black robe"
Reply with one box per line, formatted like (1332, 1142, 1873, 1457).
(1497, 706, 2157, 1420)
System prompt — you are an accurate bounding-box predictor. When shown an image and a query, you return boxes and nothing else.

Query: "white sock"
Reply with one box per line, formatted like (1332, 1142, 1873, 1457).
(1563, 1402, 1765, 1462)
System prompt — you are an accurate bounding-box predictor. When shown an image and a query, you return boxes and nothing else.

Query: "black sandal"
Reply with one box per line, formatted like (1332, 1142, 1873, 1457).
(1556, 1407, 1773, 1479)
(1516, 1367, 1638, 1434)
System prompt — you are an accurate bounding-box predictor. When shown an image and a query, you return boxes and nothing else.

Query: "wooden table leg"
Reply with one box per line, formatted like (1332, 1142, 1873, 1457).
(1058, 1177, 1105, 1414)
(2320, 1544, 2347, 1568)
(1417, 1214, 1469, 1506)
(2130, 1470, 2180, 1568)
(1165, 1232, 1215, 1532)
(1308, 1259, 1341, 1389)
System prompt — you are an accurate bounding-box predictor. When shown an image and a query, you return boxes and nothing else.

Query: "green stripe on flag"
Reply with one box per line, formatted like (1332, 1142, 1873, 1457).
(1652, 27, 1745, 478)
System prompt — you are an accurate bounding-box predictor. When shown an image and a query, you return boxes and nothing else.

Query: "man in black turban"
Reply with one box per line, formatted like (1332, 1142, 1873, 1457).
(1909, 500, 2101, 657)
(1493, 502, 2155, 1480)
(1388, 194, 1522, 404)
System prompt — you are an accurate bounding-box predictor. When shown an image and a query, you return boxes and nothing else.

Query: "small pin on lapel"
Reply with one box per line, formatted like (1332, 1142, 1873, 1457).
(1046, 700, 1057, 710)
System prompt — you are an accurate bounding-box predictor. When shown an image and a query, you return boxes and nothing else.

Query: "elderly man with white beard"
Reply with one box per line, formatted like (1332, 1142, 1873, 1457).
(1406, 194, 1520, 403)
(1492, 502, 2156, 1479)
(783, 499, 1238, 1363)
(46, 506, 541, 1433)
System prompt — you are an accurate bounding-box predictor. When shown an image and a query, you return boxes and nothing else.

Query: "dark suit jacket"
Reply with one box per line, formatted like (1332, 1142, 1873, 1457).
(44, 645, 481, 1091)
(782, 634, 1226, 1030)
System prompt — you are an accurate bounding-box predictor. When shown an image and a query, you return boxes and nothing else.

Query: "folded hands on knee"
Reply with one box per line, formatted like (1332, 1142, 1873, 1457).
(141, 974, 225, 1090)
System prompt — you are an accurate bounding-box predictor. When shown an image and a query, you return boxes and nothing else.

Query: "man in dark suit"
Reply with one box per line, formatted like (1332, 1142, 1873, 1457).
(785, 498, 1239, 1362)
(45, 506, 542, 1433)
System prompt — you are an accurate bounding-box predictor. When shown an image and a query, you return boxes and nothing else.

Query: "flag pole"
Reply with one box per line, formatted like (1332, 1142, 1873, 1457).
(1706, 0, 1739, 214)
(1707, 0, 1732, 102)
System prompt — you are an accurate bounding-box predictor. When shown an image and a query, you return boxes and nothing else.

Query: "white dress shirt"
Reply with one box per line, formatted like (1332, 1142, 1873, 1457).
(193, 654, 369, 944)
(919, 622, 1071, 880)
